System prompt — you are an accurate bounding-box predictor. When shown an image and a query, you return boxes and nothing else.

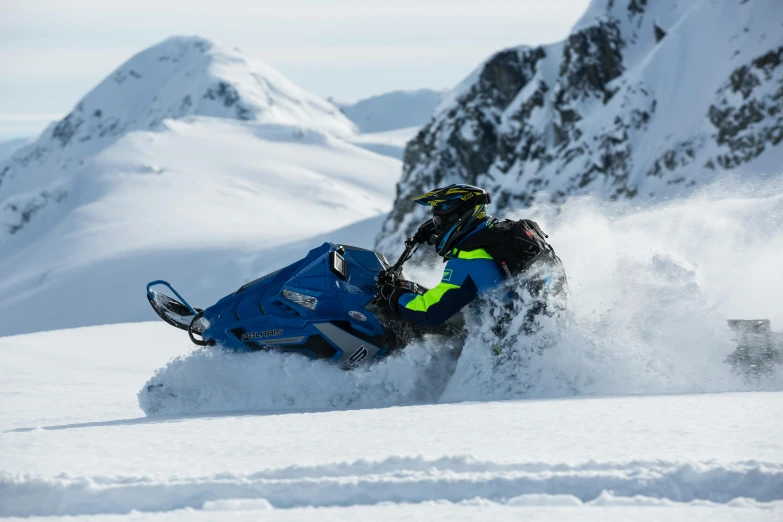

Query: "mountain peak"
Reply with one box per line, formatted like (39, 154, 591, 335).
(0, 35, 359, 241)
(157, 34, 215, 49)
(47, 35, 354, 151)
(0, 34, 356, 195)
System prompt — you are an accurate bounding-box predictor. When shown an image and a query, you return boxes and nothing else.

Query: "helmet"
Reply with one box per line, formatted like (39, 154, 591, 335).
(412, 184, 491, 256)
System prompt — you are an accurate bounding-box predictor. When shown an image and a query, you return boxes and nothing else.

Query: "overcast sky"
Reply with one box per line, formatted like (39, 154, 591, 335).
(0, 0, 590, 140)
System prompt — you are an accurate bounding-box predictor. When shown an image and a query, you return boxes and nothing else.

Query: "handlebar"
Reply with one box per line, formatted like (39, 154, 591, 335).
(391, 237, 418, 272)
(378, 236, 421, 286)
(378, 218, 437, 286)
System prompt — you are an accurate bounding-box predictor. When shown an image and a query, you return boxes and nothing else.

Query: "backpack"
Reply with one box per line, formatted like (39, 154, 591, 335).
(458, 219, 557, 278)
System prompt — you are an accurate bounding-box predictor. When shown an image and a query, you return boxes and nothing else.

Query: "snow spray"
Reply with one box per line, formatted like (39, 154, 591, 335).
(140, 178, 783, 415)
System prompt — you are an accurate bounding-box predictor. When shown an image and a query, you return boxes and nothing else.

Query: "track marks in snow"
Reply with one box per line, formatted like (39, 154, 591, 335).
(2, 457, 781, 517)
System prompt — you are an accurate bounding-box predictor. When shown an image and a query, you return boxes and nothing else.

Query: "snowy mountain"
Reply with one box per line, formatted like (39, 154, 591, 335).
(0, 137, 31, 163)
(0, 36, 400, 336)
(332, 89, 446, 133)
(0, 36, 357, 240)
(377, 0, 783, 249)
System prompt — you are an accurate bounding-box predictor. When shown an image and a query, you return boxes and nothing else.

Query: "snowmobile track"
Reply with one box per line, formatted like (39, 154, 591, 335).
(2, 457, 781, 517)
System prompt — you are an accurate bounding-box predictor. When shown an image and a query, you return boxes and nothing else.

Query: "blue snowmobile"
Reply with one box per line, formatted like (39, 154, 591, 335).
(146, 239, 461, 368)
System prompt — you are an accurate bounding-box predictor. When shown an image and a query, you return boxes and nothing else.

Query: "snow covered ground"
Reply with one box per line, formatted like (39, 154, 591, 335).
(1, 323, 781, 520)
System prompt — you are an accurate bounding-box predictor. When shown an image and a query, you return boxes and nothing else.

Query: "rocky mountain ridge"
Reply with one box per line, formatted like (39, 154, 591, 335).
(377, 0, 783, 251)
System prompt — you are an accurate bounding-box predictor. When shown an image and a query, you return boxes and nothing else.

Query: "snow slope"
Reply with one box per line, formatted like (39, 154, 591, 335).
(0, 37, 401, 337)
(1, 323, 782, 520)
(335, 90, 446, 159)
(378, 0, 783, 248)
(332, 89, 445, 133)
(0, 137, 31, 163)
(348, 126, 421, 159)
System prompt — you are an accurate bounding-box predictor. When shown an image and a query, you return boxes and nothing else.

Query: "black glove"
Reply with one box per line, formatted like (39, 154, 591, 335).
(413, 219, 437, 245)
(376, 275, 426, 313)
(375, 269, 397, 307)
(375, 283, 395, 305)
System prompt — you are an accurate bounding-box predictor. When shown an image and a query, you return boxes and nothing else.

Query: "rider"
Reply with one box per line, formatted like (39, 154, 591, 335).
(375, 184, 564, 326)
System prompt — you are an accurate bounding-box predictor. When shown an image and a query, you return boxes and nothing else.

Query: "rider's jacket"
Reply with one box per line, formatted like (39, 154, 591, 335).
(395, 221, 503, 326)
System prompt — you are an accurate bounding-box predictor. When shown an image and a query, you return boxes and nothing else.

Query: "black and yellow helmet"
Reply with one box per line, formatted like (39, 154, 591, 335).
(412, 184, 491, 256)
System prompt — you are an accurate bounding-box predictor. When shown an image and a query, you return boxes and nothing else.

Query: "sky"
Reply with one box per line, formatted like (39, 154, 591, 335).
(0, 0, 591, 140)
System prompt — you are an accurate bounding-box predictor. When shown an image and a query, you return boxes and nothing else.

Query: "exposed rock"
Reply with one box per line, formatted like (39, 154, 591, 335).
(3, 189, 68, 235)
(709, 47, 783, 169)
(654, 23, 666, 42)
(557, 20, 624, 104)
(52, 114, 83, 147)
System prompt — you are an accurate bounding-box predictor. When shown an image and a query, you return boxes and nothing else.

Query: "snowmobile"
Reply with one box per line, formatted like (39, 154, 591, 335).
(146, 239, 461, 369)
